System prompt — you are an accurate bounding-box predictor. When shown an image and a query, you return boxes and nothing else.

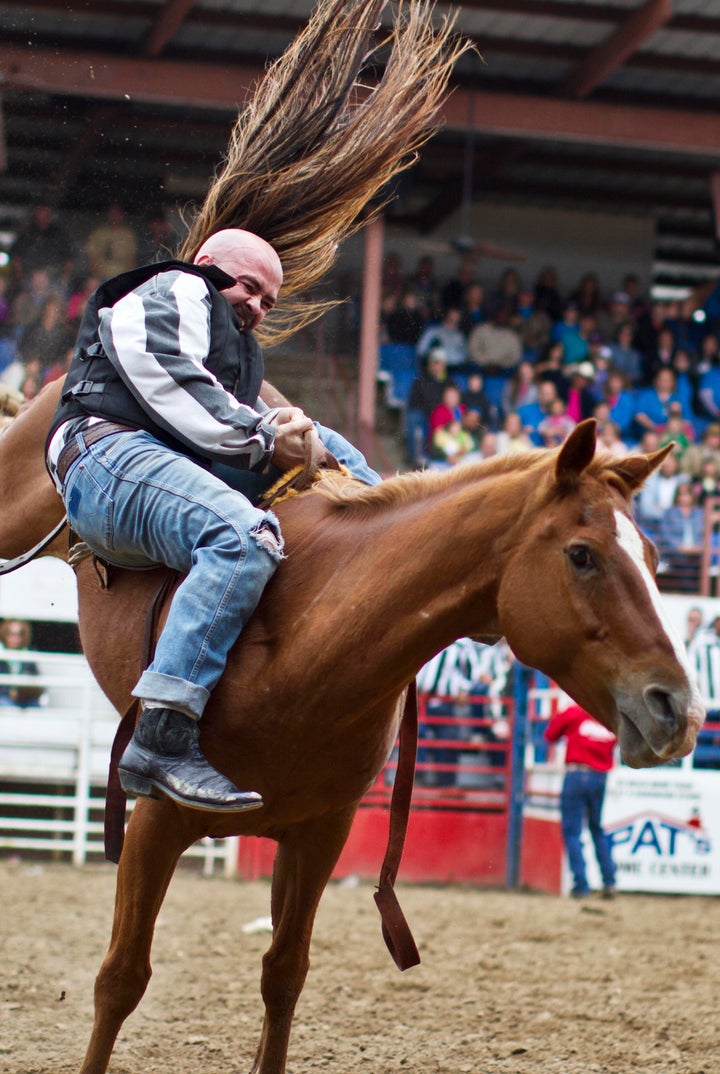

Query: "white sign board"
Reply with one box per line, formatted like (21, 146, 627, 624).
(579, 768, 720, 895)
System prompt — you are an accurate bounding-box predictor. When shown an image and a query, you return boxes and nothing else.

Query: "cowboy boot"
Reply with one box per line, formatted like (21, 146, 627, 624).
(118, 707, 263, 812)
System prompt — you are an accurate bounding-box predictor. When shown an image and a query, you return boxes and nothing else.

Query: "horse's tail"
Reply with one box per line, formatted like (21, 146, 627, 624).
(178, 0, 473, 346)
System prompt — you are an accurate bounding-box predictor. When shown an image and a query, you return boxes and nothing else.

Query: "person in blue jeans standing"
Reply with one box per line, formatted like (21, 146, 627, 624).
(545, 702, 617, 898)
(45, 228, 380, 816)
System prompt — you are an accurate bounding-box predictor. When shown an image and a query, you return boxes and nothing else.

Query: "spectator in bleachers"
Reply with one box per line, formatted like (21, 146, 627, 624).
(621, 272, 651, 329)
(495, 411, 534, 455)
(66, 274, 100, 327)
(551, 303, 589, 367)
(642, 323, 676, 386)
(569, 272, 604, 320)
(602, 368, 636, 440)
(671, 347, 699, 427)
(596, 419, 627, 458)
(381, 252, 405, 301)
(635, 452, 688, 527)
(0, 619, 45, 709)
(535, 340, 570, 401)
(8, 204, 73, 290)
(478, 430, 498, 459)
(501, 358, 538, 417)
(441, 255, 476, 312)
(518, 380, 560, 445)
(517, 291, 553, 360)
(406, 255, 441, 322)
(488, 267, 522, 319)
(10, 268, 59, 338)
(533, 265, 563, 323)
(681, 423, 720, 480)
(538, 396, 576, 447)
(384, 290, 425, 346)
(18, 294, 74, 375)
(429, 415, 477, 469)
(633, 368, 682, 439)
(459, 282, 485, 334)
(659, 483, 705, 554)
(608, 321, 642, 383)
(658, 402, 695, 456)
(405, 347, 458, 465)
(137, 209, 177, 266)
(697, 331, 720, 374)
(85, 202, 138, 280)
(461, 371, 496, 430)
(690, 455, 720, 506)
(0, 276, 14, 373)
(416, 307, 466, 368)
(697, 334, 720, 420)
(565, 361, 599, 423)
(429, 382, 466, 436)
(466, 308, 522, 373)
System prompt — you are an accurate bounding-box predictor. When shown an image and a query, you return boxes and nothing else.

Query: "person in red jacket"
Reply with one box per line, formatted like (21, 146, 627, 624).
(545, 702, 617, 898)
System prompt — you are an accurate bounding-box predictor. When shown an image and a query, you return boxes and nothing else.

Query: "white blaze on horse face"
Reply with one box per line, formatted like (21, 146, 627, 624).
(613, 510, 695, 683)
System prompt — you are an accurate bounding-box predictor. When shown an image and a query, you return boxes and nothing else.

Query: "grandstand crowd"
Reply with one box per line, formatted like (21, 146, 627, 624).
(0, 202, 176, 402)
(378, 251, 720, 593)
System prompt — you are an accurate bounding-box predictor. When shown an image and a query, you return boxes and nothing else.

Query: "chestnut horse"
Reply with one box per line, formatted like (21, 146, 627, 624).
(63, 420, 703, 1074)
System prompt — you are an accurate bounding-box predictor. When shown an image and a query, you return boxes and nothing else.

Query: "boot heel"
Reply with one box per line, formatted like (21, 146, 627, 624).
(118, 768, 161, 800)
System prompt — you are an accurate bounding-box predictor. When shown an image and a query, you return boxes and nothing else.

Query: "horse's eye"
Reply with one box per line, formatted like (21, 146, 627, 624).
(566, 545, 596, 572)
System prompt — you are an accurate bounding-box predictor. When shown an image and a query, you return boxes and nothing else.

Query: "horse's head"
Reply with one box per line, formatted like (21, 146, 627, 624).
(497, 420, 705, 767)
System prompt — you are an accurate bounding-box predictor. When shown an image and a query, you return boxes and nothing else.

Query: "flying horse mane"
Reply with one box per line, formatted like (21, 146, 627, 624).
(176, 0, 473, 346)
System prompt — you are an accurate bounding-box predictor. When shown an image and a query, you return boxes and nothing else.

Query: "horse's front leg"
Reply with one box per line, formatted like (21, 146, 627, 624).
(251, 804, 358, 1074)
(80, 798, 205, 1074)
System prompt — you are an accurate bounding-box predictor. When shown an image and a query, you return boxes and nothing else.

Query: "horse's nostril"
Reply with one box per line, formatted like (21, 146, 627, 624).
(643, 686, 680, 732)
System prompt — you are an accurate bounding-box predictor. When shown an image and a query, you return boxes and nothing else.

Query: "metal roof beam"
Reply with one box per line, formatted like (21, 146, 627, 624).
(444, 88, 720, 159)
(561, 0, 673, 99)
(143, 0, 198, 58)
(2, 43, 720, 159)
(0, 44, 260, 110)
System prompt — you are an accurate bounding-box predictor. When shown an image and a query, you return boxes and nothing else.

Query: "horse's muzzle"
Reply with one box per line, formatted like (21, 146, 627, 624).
(617, 682, 705, 768)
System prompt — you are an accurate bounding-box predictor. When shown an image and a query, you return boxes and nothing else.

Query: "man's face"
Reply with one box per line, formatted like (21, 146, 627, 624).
(199, 238, 282, 331)
(218, 246, 282, 330)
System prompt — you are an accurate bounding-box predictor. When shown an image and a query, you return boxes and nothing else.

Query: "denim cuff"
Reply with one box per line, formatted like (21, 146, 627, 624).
(133, 671, 211, 721)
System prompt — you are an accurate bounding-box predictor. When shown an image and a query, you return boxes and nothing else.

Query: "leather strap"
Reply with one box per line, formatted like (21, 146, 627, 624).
(56, 420, 136, 485)
(104, 569, 179, 863)
(374, 681, 421, 970)
(0, 515, 68, 577)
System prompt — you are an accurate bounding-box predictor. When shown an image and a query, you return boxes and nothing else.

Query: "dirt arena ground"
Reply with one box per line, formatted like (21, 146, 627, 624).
(1, 859, 719, 1074)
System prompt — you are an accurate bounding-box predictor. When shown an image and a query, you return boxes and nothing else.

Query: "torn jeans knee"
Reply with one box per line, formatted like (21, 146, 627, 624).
(249, 509, 285, 563)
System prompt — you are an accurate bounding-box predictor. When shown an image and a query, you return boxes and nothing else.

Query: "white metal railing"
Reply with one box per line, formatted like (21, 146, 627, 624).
(0, 650, 238, 875)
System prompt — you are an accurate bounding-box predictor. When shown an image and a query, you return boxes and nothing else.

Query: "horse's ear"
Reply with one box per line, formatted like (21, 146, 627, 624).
(555, 419, 597, 482)
(605, 441, 675, 493)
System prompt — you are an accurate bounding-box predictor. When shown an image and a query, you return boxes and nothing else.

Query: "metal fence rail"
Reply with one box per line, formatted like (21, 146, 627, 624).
(0, 650, 238, 875)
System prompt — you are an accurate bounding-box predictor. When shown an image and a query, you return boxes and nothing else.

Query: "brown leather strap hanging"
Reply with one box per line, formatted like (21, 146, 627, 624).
(104, 570, 179, 863)
(374, 681, 421, 970)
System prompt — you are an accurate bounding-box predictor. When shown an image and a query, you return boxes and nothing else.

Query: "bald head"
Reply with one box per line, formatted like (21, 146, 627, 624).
(194, 229, 283, 331)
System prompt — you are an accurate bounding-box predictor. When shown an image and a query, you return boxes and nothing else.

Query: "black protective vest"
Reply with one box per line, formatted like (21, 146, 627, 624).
(47, 260, 265, 461)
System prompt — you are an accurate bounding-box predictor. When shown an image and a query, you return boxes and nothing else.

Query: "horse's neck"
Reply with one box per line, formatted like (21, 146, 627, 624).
(300, 465, 533, 698)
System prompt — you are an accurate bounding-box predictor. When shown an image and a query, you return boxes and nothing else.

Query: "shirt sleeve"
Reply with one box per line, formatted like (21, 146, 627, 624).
(97, 269, 276, 470)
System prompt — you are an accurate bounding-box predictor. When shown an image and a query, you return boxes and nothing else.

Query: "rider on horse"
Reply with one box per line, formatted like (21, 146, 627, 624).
(45, 228, 379, 813)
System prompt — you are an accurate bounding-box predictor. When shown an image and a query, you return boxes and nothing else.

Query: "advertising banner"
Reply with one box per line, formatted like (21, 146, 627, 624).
(597, 768, 720, 895)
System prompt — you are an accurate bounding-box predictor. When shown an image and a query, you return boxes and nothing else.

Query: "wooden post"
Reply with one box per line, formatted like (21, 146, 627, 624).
(357, 215, 384, 459)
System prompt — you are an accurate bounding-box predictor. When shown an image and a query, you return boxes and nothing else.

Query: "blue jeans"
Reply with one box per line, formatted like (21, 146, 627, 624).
(62, 423, 379, 719)
(560, 769, 616, 894)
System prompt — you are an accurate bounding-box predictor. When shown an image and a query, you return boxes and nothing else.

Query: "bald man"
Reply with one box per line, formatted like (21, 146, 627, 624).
(45, 229, 379, 812)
